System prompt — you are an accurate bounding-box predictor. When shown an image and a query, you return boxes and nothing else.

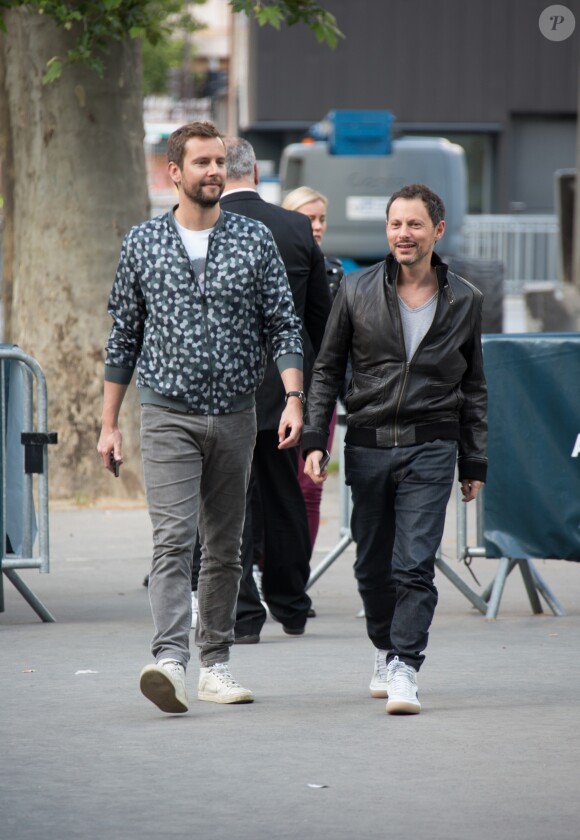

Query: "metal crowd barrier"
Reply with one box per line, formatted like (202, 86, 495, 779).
(0, 346, 58, 621)
(450, 488, 566, 620)
(462, 214, 559, 295)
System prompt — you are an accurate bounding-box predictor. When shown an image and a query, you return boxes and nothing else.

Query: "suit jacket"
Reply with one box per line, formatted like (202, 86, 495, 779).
(220, 190, 332, 429)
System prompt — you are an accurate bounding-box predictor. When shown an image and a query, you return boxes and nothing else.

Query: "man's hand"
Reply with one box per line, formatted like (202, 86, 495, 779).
(278, 398, 303, 448)
(304, 450, 329, 485)
(97, 426, 124, 475)
(97, 380, 128, 475)
(461, 479, 483, 503)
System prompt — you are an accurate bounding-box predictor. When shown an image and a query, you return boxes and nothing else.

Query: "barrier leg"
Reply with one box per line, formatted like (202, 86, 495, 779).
(435, 557, 488, 614)
(518, 559, 543, 615)
(307, 533, 353, 590)
(530, 563, 567, 616)
(485, 557, 517, 620)
(3, 568, 56, 622)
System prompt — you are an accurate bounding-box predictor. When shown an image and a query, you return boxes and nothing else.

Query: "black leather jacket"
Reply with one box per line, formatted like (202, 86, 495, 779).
(302, 253, 487, 482)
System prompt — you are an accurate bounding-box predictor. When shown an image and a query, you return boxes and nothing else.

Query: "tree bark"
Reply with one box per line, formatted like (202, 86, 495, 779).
(0, 9, 149, 503)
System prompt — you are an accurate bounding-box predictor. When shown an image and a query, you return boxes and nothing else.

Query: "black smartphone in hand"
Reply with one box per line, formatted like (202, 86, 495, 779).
(319, 451, 331, 471)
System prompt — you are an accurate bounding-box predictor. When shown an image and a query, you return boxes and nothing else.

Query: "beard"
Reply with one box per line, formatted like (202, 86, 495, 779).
(393, 241, 432, 266)
(183, 180, 224, 208)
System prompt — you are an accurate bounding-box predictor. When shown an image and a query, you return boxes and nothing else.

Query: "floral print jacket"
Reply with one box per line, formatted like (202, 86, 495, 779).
(105, 209, 303, 415)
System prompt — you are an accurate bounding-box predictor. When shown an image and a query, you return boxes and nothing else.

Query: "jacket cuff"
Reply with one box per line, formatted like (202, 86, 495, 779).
(457, 458, 487, 483)
(105, 364, 134, 385)
(301, 428, 328, 457)
(276, 353, 303, 373)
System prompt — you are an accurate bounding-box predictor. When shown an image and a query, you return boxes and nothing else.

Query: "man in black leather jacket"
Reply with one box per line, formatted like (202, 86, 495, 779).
(302, 183, 487, 715)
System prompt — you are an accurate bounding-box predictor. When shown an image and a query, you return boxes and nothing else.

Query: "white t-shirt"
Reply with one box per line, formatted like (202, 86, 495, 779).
(174, 218, 213, 293)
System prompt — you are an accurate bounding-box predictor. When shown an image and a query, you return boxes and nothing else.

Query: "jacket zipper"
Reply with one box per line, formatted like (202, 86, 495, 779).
(393, 361, 410, 446)
(175, 227, 215, 412)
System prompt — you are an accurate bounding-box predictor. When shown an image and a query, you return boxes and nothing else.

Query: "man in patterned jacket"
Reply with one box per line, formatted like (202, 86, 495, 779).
(97, 122, 304, 715)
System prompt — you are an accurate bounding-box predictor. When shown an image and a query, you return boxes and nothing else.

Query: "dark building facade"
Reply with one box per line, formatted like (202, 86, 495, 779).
(237, 0, 579, 213)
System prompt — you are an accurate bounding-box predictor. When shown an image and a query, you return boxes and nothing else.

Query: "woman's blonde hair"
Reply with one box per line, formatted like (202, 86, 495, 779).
(282, 186, 328, 212)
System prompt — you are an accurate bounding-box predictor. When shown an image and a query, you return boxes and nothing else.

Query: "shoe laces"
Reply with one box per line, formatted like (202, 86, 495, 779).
(208, 663, 242, 688)
(159, 659, 183, 678)
(387, 656, 417, 694)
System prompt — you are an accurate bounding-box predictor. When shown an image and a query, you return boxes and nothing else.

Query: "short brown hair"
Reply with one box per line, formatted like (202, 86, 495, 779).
(167, 122, 224, 168)
(386, 183, 445, 226)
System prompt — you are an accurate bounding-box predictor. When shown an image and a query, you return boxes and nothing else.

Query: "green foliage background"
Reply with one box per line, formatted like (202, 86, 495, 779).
(0, 0, 342, 84)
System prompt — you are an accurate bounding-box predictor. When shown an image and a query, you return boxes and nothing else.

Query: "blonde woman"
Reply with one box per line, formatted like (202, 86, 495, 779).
(282, 186, 344, 555)
(282, 187, 343, 299)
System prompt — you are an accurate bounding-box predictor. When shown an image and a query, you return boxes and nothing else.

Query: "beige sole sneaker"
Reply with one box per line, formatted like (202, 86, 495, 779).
(139, 663, 188, 714)
(369, 649, 389, 698)
(370, 686, 389, 699)
(386, 696, 421, 714)
(384, 656, 420, 714)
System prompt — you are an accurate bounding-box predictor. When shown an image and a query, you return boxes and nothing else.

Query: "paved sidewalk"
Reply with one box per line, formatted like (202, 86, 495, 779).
(1, 473, 579, 840)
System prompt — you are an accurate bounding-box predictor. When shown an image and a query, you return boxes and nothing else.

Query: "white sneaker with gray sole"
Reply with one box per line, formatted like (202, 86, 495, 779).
(197, 663, 254, 704)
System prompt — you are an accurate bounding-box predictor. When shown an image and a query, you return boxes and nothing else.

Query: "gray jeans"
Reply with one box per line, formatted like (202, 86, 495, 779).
(140, 404, 256, 668)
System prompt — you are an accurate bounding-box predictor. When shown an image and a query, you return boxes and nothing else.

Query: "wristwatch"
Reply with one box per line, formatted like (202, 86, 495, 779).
(285, 390, 306, 407)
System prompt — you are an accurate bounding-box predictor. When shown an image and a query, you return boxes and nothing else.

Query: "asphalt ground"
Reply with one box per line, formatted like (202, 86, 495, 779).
(1, 468, 579, 840)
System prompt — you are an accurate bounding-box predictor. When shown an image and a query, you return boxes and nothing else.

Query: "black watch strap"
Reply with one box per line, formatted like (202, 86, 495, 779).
(285, 390, 306, 406)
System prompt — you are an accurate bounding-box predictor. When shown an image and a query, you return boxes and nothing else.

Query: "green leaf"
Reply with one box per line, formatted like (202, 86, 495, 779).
(6, 0, 343, 85)
(42, 57, 62, 85)
(255, 7, 283, 28)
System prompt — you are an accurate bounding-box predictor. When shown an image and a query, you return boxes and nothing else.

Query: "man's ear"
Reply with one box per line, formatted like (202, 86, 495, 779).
(434, 220, 446, 240)
(253, 163, 260, 187)
(168, 161, 181, 188)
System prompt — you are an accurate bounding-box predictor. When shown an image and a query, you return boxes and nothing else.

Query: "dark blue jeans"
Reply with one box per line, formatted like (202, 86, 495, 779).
(345, 440, 457, 671)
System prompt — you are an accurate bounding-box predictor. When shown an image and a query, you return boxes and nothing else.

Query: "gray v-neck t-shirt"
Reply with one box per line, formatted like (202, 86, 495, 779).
(398, 292, 438, 360)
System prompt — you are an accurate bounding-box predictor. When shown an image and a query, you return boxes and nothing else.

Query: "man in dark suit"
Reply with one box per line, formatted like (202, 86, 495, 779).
(220, 137, 332, 641)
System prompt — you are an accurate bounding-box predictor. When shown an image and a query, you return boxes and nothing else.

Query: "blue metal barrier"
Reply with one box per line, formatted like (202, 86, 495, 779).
(0, 345, 58, 621)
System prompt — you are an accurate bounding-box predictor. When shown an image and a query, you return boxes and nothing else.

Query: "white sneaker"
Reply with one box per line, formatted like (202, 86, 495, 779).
(197, 663, 254, 704)
(385, 656, 421, 715)
(139, 658, 188, 714)
(369, 648, 389, 698)
(191, 591, 198, 629)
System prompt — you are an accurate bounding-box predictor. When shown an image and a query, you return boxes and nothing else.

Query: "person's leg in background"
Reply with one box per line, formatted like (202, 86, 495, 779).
(297, 407, 337, 618)
(233, 466, 267, 643)
(297, 407, 337, 549)
(255, 430, 312, 635)
(191, 537, 201, 628)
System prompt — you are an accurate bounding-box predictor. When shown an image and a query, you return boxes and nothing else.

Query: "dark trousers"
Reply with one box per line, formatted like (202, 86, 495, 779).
(345, 440, 457, 671)
(235, 430, 312, 636)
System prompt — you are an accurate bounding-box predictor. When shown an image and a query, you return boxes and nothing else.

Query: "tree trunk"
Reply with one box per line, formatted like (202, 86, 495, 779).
(0, 9, 149, 503)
